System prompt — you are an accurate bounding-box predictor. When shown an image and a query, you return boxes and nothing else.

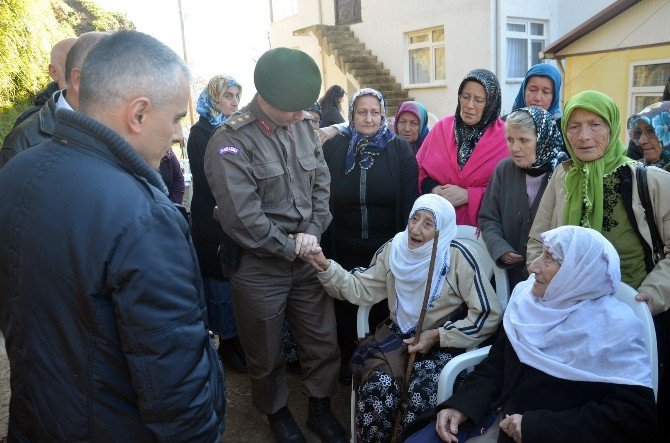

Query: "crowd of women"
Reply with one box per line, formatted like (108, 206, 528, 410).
(186, 64, 670, 442)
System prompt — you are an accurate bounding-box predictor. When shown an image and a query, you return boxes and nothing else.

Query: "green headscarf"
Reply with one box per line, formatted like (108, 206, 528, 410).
(561, 90, 634, 230)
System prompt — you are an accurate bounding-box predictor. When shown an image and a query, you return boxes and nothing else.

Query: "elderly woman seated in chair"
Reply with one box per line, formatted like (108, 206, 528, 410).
(304, 194, 502, 442)
(404, 225, 658, 443)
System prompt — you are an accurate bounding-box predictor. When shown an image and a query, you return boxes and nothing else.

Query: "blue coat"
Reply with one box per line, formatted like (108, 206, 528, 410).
(0, 109, 225, 442)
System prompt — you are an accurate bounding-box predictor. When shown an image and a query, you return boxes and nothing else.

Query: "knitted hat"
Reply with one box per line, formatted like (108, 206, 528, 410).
(254, 47, 322, 111)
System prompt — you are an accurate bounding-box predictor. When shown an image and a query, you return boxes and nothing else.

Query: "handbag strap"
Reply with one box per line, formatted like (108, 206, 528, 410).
(636, 163, 665, 263)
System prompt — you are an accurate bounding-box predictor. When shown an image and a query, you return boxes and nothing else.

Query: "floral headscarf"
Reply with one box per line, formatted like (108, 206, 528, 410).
(454, 69, 502, 168)
(512, 106, 566, 175)
(626, 101, 670, 168)
(341, 88, 394, 173)
(196, 75, 242, 127)
(562, 90, 635, 231)
(512, 63, 563, 119)
(394, 101, 430, 155)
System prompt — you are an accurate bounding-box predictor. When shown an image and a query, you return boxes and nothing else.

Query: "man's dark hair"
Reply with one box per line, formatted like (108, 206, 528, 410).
(79, 30, 191, 115)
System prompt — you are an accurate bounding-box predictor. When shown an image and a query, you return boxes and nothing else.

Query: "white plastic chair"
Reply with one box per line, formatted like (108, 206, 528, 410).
(436, 283, 659, 403)
(351, 225, 510, 441)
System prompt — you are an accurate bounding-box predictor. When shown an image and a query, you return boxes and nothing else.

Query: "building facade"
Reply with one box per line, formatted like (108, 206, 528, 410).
(268, 0, 613, 118)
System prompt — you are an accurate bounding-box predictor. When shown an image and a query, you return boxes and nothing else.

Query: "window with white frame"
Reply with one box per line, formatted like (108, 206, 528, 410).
(629, 59, 670, 114)
(406, 27, 445, 87)
(506, 19, 547, 80)
(271, 0, 297, 22)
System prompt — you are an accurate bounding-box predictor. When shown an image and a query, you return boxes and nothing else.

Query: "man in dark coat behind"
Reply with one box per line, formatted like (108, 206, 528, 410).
(0, 30, 225, 442)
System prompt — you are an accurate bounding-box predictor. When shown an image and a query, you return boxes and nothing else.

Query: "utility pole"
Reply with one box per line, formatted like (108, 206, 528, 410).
(178, 0, 195, 127)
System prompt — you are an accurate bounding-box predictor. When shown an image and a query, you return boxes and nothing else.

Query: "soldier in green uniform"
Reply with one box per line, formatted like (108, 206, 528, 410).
(205, 48, 345, 443)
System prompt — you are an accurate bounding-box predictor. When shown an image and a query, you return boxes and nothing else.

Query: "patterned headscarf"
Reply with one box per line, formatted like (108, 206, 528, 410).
(562, 90, 635, 231)
(511, 106, 566, 175)
(196, 75, 242, 127)
(512, 63, 563, 119)
(454, 69, 502, 168)
(626, 101, 670, 168)
(341, 88, 394, 173)
(394, 101, 430, 154)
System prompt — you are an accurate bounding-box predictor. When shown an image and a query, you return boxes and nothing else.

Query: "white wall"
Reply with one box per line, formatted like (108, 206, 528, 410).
(268, 0, 615, 117)
(347, 0, 492, 118)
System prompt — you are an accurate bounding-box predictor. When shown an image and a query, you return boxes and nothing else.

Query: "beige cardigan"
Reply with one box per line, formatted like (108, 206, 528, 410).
(528, 161, 670, 314)
(317, 240, 502, 350)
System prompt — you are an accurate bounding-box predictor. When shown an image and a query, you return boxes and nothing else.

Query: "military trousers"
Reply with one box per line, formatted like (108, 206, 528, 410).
(230, 250, 340, 414)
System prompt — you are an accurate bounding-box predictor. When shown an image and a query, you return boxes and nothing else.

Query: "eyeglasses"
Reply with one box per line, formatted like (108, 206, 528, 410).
(633, 128, 657, 142)
(459, 94, 486, 106)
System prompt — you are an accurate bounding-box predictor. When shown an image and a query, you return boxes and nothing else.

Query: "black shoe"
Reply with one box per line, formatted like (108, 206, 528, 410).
(218, 337, 248, 373)
(306, 397, 346, 443)
(268, 406, 307, 443)
(338, 364, 352, 385)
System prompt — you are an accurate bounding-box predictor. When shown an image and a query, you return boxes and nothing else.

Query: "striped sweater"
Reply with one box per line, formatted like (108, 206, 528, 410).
(317, 239, 502, 349)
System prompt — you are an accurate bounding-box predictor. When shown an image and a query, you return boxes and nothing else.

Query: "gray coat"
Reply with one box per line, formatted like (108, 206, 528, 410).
(478, 158, 550, 289)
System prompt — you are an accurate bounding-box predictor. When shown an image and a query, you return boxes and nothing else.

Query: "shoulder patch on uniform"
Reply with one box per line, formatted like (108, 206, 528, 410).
(223, 111, 256, 131)
(217, 146, 240, 155)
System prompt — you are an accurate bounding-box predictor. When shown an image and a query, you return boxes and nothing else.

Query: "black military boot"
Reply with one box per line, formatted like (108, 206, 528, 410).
(306, 397, 346, 443)
(217, 336, 247, 373)
(268, 406, 307, 443)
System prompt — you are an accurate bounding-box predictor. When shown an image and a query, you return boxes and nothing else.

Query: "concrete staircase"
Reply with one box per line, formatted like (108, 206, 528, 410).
(296, 24, 411, 116)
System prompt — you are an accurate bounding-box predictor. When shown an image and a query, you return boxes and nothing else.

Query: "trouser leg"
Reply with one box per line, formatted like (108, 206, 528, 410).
(230, 252, 291, 414)
(286, 258, 340, 399)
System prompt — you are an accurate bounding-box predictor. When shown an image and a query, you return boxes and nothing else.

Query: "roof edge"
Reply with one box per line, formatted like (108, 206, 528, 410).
(542, 0, 642, 57)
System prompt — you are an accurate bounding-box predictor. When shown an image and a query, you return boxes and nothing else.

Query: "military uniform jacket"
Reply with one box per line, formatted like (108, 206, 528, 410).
(204, 95, 332, 262)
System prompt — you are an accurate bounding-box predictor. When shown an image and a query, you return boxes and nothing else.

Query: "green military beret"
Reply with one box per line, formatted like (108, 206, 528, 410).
(254, 47, 322, 112)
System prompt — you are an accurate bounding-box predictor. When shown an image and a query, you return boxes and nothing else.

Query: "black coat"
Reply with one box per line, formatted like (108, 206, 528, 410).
(439, 329, 658, 443)
(1, 90, 61, 169)
(320, 105, 345, 127)
(187, 116, 226, 279)
(0, 109, 225, 442)
(321, 133, 418, 260)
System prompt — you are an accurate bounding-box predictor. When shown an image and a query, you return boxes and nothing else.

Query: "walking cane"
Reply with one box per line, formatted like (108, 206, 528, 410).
(390, 228, 440, 443)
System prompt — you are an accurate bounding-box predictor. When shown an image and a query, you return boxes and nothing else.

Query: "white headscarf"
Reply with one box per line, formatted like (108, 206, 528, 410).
(389, 194, 457, 333)
(504, 226, 652, 387)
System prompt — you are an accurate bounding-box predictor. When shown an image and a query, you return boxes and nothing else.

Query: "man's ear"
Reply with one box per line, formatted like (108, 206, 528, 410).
(126, 97, 151, 135)
(48, 64, 58, 82)
(70, 68, 82, 93)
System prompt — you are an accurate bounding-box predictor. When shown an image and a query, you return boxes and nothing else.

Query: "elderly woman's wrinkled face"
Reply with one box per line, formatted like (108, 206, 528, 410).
(528, 245, 561, 297)
(524, 76, 554, 110)
(407, 209, 436, 249)
(566, 108, 610, 162)
(218, 85, 240, 117)
(307, 111, 321, 130)
(506, 125, 537, 168)
(459, 81, 487, 126)
(397, 112, 420, 143)
(354, 95, 382, 136)
(635, 119, 662, 164)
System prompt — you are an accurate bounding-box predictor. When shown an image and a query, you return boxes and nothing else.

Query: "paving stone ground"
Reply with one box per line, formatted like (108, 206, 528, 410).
(0, 334, 350, 442)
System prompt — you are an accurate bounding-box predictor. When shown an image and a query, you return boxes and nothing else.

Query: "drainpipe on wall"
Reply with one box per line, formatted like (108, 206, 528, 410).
(493, 0, 501, 76)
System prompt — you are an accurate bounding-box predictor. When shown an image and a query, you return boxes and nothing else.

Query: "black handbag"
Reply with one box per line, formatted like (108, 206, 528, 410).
(635, 163, 665, 263)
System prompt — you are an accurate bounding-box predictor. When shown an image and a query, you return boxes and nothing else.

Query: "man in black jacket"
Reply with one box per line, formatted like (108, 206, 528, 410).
(0, 30, 225, 442)
(0, 33, 104, 169)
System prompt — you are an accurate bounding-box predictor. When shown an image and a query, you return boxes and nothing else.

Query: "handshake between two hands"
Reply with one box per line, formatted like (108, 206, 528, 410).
(289, 233, 330, 272)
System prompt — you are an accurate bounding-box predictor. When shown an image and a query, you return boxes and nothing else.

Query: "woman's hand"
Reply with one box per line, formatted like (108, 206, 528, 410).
(500, 252, 524, 265)
(432, 184, 468, 207)
(403, 328, 440, 354)
(500, 414, 523, 442)
(317, 126, 340, 144)
(301, 248, 330, 272)
(435, 408, 467, 442)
